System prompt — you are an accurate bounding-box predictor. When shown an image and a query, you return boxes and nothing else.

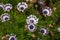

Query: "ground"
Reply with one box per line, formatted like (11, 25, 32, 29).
(0, 0, 60, 40)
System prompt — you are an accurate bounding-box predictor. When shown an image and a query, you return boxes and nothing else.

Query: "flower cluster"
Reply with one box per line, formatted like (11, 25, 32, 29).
(26, 15, 39, 32)
(0, 3, 13, 12)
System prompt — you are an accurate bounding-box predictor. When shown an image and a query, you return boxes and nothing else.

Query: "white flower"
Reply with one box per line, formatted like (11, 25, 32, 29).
(0, 13, 10, 22)
(27, 23, 36, 32)
(0, 3, 4, 10)
(26, 15, 39, 25)
(40, 27, 48, 35)
(9, 35, 17, 40)
(17, 2, 28, 12)
(57, 27, 60, 32)
(4, 3, 13, 12)
(42, 7, 52, 16)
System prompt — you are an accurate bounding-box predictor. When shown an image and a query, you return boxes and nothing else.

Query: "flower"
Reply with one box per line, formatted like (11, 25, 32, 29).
(4, 3, 13, 12)
(27, 23, 36, 32)
(9, 36, 17, 40)
(0, 3, 4, 10)
(40, 27, 48, 35)
(26, 15, 39, 25)
(17, 2, 28, 12)
(42, 6, 52, 16)
(0, 13, 10, 22)
(8, 34, 17, 40)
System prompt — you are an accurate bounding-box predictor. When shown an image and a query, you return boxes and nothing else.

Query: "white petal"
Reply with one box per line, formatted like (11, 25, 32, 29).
(22, 2, 28, 8)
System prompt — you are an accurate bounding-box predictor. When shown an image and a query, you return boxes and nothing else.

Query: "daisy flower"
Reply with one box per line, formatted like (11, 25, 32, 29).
(27, 23, 36, 32)
(4, 3, 13, 12)
(17, 2, 28, 12)
(42, 6, 52, 16)
(40, 27, 48, 35)
(0, 13, 10, 22)
(26, 15, 39, 25)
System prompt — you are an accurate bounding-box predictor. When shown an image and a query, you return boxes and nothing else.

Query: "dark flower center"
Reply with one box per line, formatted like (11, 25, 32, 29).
(43, 11, 47, 14)
(7, 8, 10, 11)
(5, 17, 8, 20)
(20, 7, 24, 10)
(40, 29, 44, 33)
(30, 20, 34, 23)
(10, 37, 15, 40)
(29, 25, 34, 29)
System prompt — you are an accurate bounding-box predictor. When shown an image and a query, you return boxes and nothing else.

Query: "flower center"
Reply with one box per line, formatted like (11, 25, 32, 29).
(20, 7, 24, 10)
(29, 25, 34, 29)
(5, 17, 8, 20)
(7, 8, 10, 10)
(40, 30, 44, 33)
(43, 11, 47, 14)
(30, 20, 34, 23)
(10, 37, 15, 40)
